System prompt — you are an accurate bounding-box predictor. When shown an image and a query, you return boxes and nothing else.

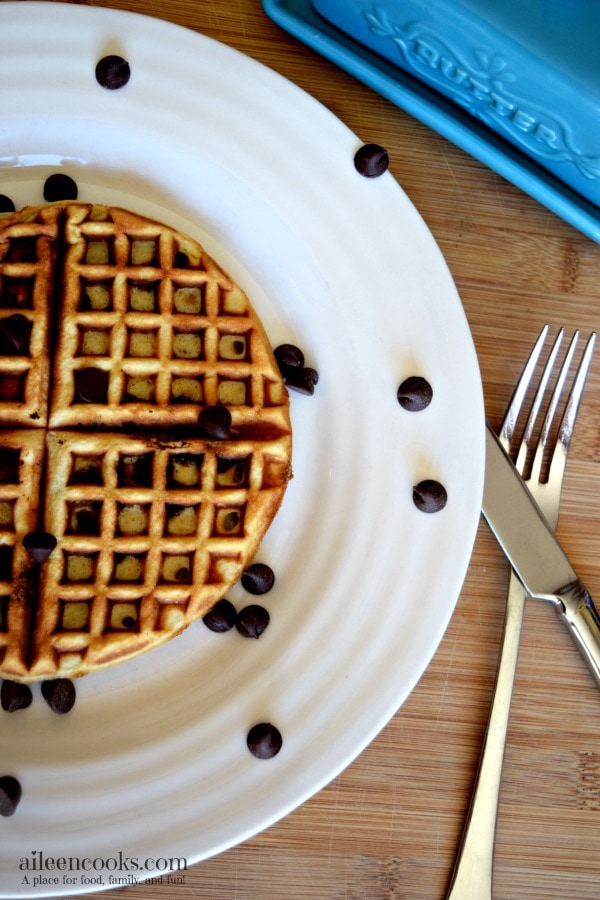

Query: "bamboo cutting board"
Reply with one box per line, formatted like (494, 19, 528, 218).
(8, 1, 600, 897)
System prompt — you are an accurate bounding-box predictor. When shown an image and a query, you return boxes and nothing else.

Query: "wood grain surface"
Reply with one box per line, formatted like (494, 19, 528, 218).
(13, 1, 600, 897)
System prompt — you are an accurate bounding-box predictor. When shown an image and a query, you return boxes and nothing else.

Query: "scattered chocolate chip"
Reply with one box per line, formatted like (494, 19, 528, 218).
(247, 722, 283, 760)
(412, 479, 447, 513)
(354, 143, 389, 178)
(0, 775, 22, 816)
(74, 367, 109, 403)
(198, 405, 232, 440)
(397, 376, 433, 412)
(0, 314, 32, 355)
(95, 55, 131, 90)
(236, 604, 270, 639)
(274, 343, 304, 377)
(23, 531, 57, 563)
(1, 680, 32, 712)
(284, 366, 319, 395)
(203, 598, 237, 633)
(241, 562, 275, 595)
(0, 195, 15, 214)
(41, 679, 76, 714)
(43, 173, 78, 202)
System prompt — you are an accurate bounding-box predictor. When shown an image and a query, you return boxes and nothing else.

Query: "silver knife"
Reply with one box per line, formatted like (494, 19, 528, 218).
(483, 423, 600, 688)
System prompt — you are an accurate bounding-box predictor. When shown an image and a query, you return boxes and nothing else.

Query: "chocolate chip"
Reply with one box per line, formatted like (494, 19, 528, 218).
(274, 343, 304, 377)
(241, 563, 275, 595)
(0, 448, 19, 483)
(198, 405, 232, 440)
(95, 55, 131, 90)
(23, 531, 57, 563)
(1, 680, 32, 712)
(412, 479, 447, 513)
(354, 143, 389, 177)
(43, 173, 78, 202)
(284, 366, 319, 395)
(0, 775, 22, 816)
(397, 376, 433, 412)
(74, 367, 109, 403)
(236, 604, 270, 639)
(247, 722, 282, 759)
(0, 314, 32, 355)
(0, 195, 15, 214)
(203, 598, 237, 633)
(41, 679, 76, 714)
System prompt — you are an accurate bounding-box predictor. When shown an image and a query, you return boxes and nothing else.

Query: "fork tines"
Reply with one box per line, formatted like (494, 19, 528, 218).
(502, 325, 596, 482)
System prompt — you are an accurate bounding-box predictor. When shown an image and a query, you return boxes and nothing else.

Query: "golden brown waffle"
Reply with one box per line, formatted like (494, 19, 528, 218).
(0, 203, 291, 682)
(0, 204, 61, 427)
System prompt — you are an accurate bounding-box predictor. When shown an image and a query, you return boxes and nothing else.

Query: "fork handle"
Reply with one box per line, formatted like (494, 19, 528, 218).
(445, 574, 526, 900)
(553, 581, 600, 689)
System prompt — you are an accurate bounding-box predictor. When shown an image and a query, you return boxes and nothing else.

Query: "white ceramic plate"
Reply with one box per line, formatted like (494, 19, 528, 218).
(0, 3, 484, 897)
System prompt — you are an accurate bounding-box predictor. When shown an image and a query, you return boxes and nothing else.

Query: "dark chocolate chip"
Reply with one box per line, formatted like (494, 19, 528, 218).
(284, 366, 319, 395)
(412, 479, 447, 513)
(0, 195, 15, 214)
(274, 343, 304, 377)
(0, 775, 22, 816)
(23, 531, 57, 563)
(1, 680, 32, 712)
(241, 562, 275, 595)
(41, 679, 76, 714)
(198, 405, 232, 440)
(354, 143, 389, 177)
(43, 173, 78, 202)
(397, 376, 433, 412)
(74, 367, 109, 403)
(247, 722, 283, 760)
(236, 604, 270, 639)
(203, 598, 237, 633)
(0, 314, 32, 355)
(0, 448, 20, 483)
(95, 55, 131, 90)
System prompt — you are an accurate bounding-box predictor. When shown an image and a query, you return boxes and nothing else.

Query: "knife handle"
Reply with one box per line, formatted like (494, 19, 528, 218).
(554, 581, 600, 689)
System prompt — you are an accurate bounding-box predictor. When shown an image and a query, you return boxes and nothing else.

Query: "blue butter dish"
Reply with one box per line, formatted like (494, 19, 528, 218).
(312, 0, 600, 206)
(264, 0, 600, 242)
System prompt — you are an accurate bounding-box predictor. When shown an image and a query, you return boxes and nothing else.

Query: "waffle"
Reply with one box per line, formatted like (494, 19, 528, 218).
(0, 203, 291, 681)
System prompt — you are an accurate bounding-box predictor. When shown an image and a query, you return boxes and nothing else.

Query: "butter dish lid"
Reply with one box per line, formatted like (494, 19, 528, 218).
(264, 0, 600, 242)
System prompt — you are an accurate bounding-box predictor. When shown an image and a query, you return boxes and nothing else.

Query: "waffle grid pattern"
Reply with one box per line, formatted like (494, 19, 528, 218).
(0, 203, 291, 681)
(0, 205, 60, 426)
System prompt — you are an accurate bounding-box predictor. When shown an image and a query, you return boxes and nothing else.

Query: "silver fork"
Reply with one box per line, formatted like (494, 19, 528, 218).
(445, 324, 597, 900)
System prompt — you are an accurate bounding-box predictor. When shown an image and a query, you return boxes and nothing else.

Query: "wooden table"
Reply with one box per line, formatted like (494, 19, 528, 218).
(42, 1, 600, 897)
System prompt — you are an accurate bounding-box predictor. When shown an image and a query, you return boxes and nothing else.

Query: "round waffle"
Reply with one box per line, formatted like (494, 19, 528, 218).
(0, 202, 292, 682)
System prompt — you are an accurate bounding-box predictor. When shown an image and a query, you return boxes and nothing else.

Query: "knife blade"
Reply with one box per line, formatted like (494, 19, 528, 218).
(483, 423, 600, 688)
